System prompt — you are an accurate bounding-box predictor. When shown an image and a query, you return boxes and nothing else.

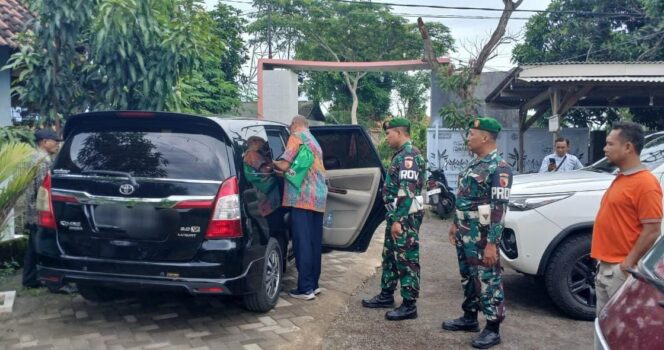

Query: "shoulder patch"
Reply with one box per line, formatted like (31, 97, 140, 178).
(499, 173, 510, 187)
(404, 156, 414, 169)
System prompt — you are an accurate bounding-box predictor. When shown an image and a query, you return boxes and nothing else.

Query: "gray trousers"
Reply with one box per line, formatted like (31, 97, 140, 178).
(595, 261, 628, 315)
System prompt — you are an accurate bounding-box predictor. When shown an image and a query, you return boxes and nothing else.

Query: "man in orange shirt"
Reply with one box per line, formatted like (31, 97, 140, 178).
(591, 121, 663, 313)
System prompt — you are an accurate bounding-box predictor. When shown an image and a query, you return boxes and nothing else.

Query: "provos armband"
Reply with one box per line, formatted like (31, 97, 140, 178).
(398, 156, 419, 181)
(490, 167, 512, 201)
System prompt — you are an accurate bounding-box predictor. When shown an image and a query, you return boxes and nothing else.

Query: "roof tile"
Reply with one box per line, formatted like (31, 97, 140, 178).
(0, 0, 33, 47)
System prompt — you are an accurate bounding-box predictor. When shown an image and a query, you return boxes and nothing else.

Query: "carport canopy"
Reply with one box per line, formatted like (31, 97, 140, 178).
(485, 62, 664, 131)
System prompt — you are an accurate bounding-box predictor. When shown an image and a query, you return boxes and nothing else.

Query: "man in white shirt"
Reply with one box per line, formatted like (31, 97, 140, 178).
(539, 137, 584, 173)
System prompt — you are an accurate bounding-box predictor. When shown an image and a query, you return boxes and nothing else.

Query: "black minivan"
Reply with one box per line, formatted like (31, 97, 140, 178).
(34, 111, 386, 312)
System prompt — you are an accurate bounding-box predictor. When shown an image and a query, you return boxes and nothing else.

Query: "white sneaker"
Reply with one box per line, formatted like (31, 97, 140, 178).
(314, 288, 322, 295)
(289, 289, 315, 300)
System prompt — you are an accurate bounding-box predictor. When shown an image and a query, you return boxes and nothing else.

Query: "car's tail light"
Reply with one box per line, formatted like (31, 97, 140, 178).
(36, 173, 56, 229)
(205, 176, 242, 239)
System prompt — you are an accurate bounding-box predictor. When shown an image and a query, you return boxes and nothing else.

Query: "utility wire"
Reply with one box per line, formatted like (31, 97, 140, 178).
(330, 0, 646, 17)
(393, 12, 530, 20)
(221, 0, 645, 20)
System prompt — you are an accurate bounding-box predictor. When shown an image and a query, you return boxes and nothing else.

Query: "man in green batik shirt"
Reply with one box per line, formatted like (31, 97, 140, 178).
(361, 117, 426, 321)
(442, 117, 513, 349)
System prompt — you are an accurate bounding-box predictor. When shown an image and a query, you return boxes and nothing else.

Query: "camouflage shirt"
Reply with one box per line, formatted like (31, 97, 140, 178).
(382, 140, 426, 224)
(24, 148, 52, 225)
(455, 149, 513, 243)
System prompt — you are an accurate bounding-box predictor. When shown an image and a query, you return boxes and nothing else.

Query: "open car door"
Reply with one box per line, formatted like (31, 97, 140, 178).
(310, 125, 386, 252)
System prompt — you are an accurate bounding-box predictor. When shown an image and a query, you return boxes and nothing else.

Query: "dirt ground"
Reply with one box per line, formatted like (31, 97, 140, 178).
(322, 215, 593, 350)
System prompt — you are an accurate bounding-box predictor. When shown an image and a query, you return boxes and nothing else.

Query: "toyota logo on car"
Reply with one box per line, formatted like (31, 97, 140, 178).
(119, 184, 135, 195)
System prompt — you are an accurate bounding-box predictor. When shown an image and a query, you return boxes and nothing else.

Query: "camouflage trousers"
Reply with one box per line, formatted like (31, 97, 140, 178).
(455, 219, 505, 323)
(380, 213, 423, 300)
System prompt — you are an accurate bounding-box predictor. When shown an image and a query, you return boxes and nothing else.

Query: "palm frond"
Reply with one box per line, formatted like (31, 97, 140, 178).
(0, 142, 42, 228)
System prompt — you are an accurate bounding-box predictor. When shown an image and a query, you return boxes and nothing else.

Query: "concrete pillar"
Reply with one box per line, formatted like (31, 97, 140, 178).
(0, 46, 11, 127)
(262, 70, 299, 124)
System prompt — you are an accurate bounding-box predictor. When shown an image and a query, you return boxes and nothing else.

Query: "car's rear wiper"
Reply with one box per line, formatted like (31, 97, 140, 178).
(626, 267, 664, 294)
(82, 170, 139, 187)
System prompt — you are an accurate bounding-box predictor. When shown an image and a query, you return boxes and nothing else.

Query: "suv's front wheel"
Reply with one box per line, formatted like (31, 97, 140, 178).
(544, 233, 597, 320)
(244, 237, 283, 312)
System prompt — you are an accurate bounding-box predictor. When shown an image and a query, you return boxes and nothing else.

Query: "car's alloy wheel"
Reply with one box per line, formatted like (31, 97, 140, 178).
(567, 253, 596, 308)
(264, 248, 281, 300)
(244, 237, 283, 312)
(544, 233, 596, 320)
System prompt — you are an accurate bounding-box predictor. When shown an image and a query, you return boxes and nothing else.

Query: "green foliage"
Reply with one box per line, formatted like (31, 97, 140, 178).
(392, 72, 431, 119)
(513, 0, 663, 63)
(179, 2, 247, 114)
(0, 260, 19, 281)
(0, 143, 41, 230)
(4, 0, 98, 127)
(6, 0, 244, 125)
(250, 1, 453, 125)
(0, 127, 35, 146)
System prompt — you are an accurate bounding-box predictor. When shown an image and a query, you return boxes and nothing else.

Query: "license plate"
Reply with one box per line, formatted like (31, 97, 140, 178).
(427, 188, 441, 196)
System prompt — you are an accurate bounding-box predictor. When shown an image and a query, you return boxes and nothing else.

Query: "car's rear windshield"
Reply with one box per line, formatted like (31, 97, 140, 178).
(54, 130, 229, 181)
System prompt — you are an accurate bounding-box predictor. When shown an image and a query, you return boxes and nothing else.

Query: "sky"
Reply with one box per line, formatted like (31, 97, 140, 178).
(204, 0, 552, 70)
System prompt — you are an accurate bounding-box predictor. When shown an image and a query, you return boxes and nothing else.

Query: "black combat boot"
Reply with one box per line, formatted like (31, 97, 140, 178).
(385, 299, 417, 321)
(471, 321, 501, 349)
(361, 289, 395, 308)
(442, 311, 480, 332)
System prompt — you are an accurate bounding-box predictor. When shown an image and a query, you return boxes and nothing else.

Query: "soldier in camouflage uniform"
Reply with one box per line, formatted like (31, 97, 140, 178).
(442, 117, 512, 349)
(361, 118, 425, 321)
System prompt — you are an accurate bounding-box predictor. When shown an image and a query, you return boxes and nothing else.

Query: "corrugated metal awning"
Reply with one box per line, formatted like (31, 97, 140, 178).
(486, 61, 664, 109)
(520, 77, 664, 83)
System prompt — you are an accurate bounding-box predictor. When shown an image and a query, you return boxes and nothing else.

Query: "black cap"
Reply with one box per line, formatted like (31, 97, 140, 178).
(34, 128, 62, 142)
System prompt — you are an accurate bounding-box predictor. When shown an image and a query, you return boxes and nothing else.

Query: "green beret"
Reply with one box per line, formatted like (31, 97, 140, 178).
(468, 117, 502, 134)
(383, 118, 411, 131)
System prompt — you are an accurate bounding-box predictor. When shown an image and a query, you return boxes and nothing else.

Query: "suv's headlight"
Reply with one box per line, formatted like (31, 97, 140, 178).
(508, 193, 573, 211)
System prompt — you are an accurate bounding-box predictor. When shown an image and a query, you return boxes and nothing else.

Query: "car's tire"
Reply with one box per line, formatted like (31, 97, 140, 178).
(244, 237, 283, 312)
(544, 233, 596, 321)
(76, 283, 121, 302)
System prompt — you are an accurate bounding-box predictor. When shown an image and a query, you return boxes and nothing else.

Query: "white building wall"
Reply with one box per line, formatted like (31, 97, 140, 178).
(263, 70, 299, 124)
(427, 127, 590, 190)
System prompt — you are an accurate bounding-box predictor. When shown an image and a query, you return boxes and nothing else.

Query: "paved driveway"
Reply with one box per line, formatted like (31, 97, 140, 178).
(0, 229, 384, 350)
(0, 215, 594, 350)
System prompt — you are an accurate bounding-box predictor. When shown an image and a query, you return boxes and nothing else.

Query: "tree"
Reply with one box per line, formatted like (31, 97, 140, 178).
(250, 1, 453, 125)
(5, 0, 98, 130)
(6, 0, 242, 127)
(512, 0, 664, 129)
(179, 2, 247, 114)
(420, 0, 523, 129)
(393, 71, 431, 119)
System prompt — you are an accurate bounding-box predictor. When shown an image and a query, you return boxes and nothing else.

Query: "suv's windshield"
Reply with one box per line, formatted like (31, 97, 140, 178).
(54, 131, 229, 180)
(585, 133, 664, 173)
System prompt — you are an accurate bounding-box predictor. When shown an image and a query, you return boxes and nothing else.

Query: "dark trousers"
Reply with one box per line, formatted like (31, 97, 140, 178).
(290, 208, 323, 293)
(22, 225, 40, 288)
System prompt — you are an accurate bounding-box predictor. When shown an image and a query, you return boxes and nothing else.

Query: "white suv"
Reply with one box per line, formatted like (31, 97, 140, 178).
(501, 132, 664, 320)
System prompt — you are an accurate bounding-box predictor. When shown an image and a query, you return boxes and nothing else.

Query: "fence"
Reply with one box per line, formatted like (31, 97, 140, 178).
(426, 126, 589, 190)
